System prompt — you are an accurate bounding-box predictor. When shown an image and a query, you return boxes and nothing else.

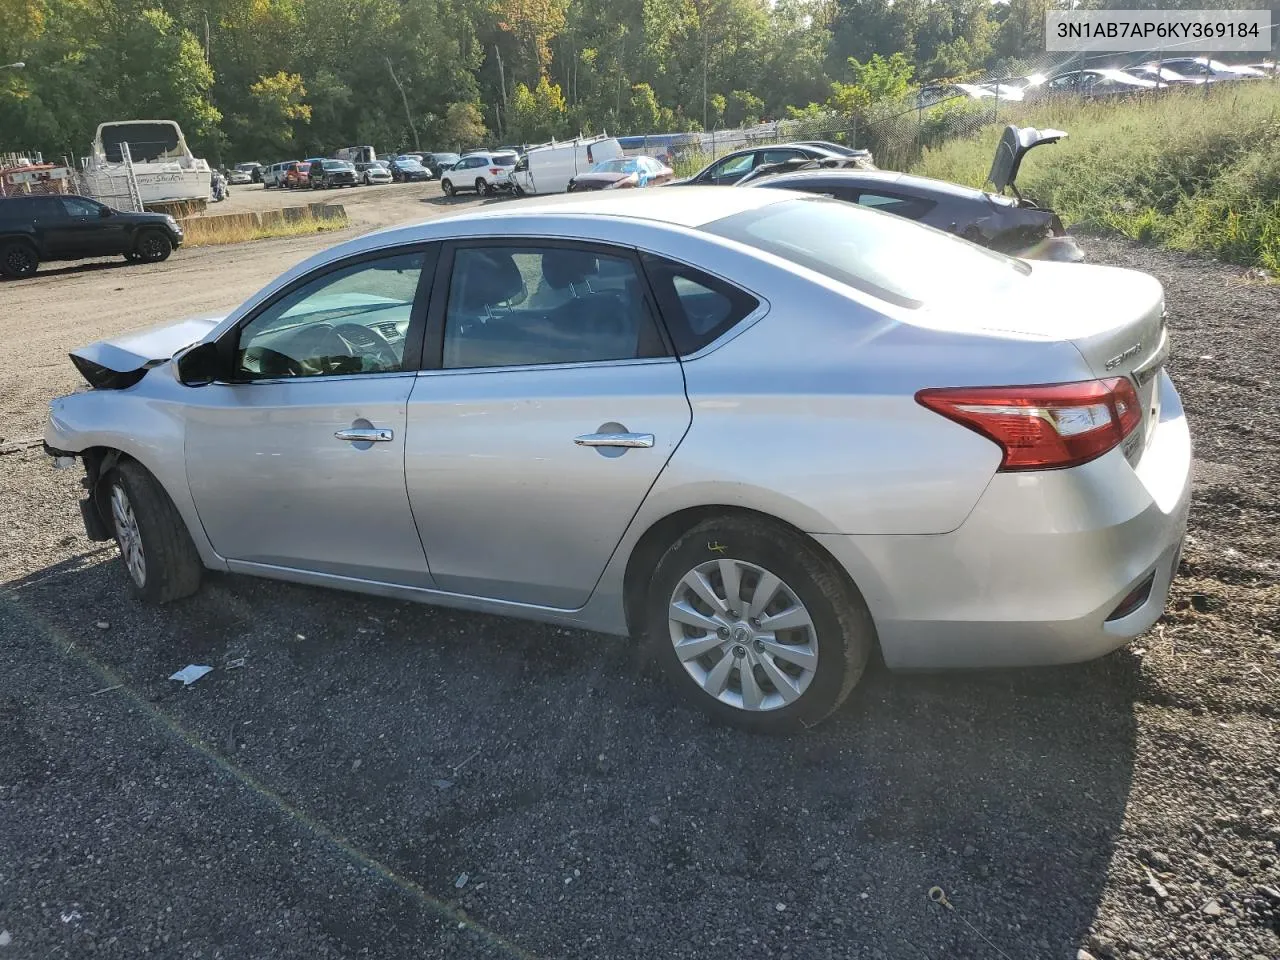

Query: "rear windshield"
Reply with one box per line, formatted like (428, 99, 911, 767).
(702, 197, 1029, 309)
(492, 153, 518, 166)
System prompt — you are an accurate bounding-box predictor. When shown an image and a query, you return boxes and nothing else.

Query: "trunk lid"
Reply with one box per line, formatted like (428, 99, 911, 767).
(69, 315, 223, 389)
(987, 125, 1067, 195)
(972, 261, 1168, 461)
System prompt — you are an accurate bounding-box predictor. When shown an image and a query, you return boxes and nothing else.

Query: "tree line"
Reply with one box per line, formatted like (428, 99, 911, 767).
(0, 0, 1272, 164)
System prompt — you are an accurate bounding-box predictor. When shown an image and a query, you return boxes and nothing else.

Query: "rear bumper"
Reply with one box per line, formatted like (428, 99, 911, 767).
(817, 370, 1191, 670)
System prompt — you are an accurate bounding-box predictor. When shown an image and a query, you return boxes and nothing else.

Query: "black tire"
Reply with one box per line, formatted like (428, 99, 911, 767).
(441, 179, 454, 196)
(0, 240, 39, 279)
(123, 251, 143, 263)
(645, 515, 874, 732)
(476, 177, 489, 195)
(103, 460, 203, 604)
(135, 230, 172, 263)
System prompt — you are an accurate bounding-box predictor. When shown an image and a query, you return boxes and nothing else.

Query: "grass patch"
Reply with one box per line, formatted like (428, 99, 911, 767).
(912, 83, 1280, 270)
(180, 208, 350, 247)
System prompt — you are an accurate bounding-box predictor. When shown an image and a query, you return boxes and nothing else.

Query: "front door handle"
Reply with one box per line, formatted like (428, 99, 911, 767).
(574, 432, 654, 449)
(335, 427, 393, 442)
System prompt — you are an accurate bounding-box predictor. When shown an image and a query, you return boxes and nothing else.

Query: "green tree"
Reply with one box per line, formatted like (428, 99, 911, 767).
(442, 100, 488, 149)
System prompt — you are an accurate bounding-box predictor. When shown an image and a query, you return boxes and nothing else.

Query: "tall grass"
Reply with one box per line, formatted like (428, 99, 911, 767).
(912, 83, 1280, 270)
(180, 209, 349, 247)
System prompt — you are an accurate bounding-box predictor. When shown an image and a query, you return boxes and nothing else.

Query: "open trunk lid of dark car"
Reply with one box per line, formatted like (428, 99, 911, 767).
(986, 125, 1067, 195)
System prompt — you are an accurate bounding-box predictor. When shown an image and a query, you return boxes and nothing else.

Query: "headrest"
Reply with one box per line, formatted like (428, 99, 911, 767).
(455, 249, 524, 310)
(540, 249, 598, 290)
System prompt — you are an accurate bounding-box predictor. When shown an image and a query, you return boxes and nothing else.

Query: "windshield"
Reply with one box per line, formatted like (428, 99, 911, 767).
(235, 163, 257, 171)
(322, 160, 351, 170)
(397, 159, 423, 167)
(99, 122, 183, 163)
(703, 197, 1029, 310)
(436, 154, 459, 164)
(592, 159, 638, 174)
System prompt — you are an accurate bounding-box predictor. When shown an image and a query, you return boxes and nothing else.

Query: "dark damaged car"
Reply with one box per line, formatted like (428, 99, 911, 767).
(743, 125, 1083, 262)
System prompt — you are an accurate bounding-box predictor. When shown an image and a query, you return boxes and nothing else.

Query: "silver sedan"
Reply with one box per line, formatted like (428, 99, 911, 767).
(45, 188, 1191, 731)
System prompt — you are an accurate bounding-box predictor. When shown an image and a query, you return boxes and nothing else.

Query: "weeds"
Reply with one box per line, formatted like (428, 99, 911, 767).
(913, 83, 1280, 268)
(180, 208, 349, 247)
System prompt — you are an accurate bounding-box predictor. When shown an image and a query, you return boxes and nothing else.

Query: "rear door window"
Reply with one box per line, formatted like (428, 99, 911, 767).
(640, 254, 760, 356)
(440, 244, 667, 369)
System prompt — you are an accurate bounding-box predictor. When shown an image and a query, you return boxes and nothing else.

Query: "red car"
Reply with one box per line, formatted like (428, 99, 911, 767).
(567, 156, 674, 192)
(283, 161, 311, 189)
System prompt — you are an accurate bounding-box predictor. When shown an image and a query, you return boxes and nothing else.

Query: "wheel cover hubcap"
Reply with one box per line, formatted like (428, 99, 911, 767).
(110, 483, 146, 587)
(667, 558, 818, 712)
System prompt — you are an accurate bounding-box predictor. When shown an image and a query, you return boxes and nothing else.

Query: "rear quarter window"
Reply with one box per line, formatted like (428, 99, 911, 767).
(640, 254, 760, 356)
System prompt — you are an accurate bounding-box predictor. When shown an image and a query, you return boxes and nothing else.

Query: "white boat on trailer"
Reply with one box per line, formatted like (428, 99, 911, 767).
(83, 120, 211, 210)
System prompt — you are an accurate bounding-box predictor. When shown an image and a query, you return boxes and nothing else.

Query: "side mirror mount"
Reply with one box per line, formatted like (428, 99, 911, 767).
(175, 341, 224, 387)
(99, 206, 113, 218)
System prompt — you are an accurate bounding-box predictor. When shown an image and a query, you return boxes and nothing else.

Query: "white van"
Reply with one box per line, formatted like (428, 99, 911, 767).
(510, 135, 622, 195)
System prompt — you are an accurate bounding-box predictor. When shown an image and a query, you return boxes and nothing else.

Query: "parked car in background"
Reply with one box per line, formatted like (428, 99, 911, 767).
(567, 156, 674, 192)
(358, 160, 393, 185)
(233, 162, 264, 183)
(420, 152, 460, 177)
(226, 166, 253, 185)
(794, 141, 876, 164)
(1, 194, 182, 278)
(309, 158, 358, 188)
(1032, 69, 1158, 98)
(334, 145, 377, 165)
(744, 126, 1082, 262)
(440, 151, 518, 195)
(44, 188, 1190, 732)
(510, 135, 623, 195)
(1122, 65, 1200, 87)
(283, 161, 310, 189)
(263, 161, 297, 188)
(1153, 57, 1268, 81)
(670, 143, 852, 187)
(388, 156, 433, 182)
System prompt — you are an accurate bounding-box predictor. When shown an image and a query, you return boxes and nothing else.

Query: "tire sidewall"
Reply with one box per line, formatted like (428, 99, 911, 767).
(442, 179, 453, 196)
(646, 520, 869, 732)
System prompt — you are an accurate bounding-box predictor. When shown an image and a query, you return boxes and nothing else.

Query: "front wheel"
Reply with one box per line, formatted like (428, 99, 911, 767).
(645, 516, 874, 732)
(104, 461, 203, 604)
(0, 240, 39, 278)
(135, 231, 172, 263)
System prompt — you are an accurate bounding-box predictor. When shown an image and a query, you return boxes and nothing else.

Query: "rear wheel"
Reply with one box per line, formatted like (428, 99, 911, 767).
(135, 231, 172, 263)
(441, 179, 454, 196)
(476, 177, 489, 195)
(0, 240, 39, 279)
(104, 461, 203, 604)
(645, 516, 874, 732)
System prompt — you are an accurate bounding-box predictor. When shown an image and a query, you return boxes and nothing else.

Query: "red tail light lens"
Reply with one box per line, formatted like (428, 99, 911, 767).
(489, 168, 501, 175)
(916, 377, 1142, 471)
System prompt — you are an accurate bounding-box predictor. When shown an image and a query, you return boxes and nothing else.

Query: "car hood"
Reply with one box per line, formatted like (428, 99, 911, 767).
(572, 171, 630, 186)
(69, 314, 224, 389)
(987, 125, 1066, 193)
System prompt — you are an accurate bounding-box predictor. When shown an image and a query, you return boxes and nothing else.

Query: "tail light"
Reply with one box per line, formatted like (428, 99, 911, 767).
(489, 168, 501, 175)
(916, 377, 1142, 471)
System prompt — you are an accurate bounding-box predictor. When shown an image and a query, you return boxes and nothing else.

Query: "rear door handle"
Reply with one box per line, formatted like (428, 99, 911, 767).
(335, 427, 393, 442)
(574, 432, 654, 449)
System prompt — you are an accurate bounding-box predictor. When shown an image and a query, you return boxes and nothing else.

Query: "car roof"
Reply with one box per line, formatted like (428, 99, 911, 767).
(754, 168, 986, 201)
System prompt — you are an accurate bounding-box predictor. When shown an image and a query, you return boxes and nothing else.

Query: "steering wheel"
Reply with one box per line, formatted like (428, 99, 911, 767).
(324, 322, 400, 372)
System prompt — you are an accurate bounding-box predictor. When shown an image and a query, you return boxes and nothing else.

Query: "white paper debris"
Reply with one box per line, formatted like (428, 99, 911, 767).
(168, 665, 213, 686)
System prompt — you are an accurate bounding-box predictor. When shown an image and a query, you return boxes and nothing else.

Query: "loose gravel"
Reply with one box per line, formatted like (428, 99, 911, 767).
(0, 232, 1276, 960)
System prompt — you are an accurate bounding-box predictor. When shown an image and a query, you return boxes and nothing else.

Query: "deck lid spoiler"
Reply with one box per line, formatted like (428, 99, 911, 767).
(68, 315, 223, 389)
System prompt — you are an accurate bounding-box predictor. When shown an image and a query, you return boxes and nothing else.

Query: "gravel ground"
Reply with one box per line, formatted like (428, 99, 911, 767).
(1, 231, 1277, 960)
